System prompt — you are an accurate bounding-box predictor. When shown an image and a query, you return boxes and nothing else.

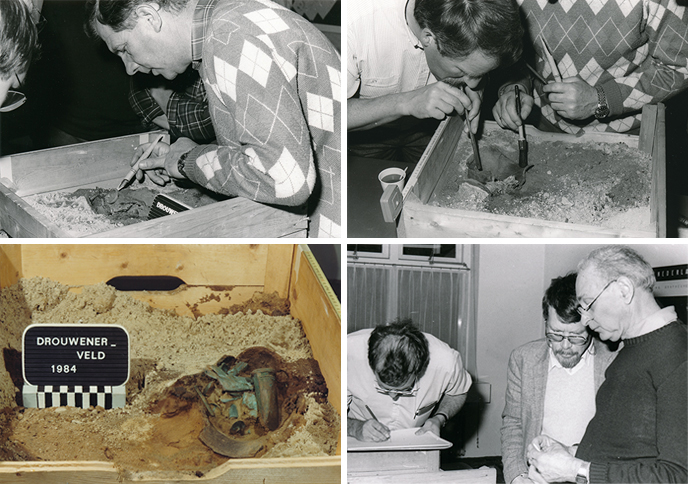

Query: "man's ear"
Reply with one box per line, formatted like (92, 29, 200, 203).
(134, 3, 163, 33)
(420, 28, 435, 49)
(616, 276, 635, 305)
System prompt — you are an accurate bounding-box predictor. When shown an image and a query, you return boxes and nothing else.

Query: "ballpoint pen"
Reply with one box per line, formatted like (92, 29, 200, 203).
(117, 134, 165, 191)
(365, 404, 379, 422)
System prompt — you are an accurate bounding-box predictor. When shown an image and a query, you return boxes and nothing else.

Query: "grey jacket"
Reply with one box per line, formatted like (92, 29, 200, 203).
(501, 338, 618, 484)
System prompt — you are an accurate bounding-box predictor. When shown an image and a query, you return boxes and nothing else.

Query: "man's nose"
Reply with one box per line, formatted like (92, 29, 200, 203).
(561, 337, 572, 349)
(464, 76, 481, 90)
(123, 58, 141, 76)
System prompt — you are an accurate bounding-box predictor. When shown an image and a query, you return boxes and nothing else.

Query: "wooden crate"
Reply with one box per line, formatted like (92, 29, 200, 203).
(397, 104, 666, 238)
(0, 244, 341, 484)
(0, 133, 308, 238)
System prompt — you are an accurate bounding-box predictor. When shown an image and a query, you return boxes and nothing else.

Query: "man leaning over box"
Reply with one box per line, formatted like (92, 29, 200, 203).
(86, 0, 341, 237)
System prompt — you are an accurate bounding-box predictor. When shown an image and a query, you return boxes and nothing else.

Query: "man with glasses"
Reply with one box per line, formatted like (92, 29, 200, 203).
(348, 319, 471, 442)
(502, 273, 617, 484)
(0, 0, 40, 111)
(527, 246, 687, 484)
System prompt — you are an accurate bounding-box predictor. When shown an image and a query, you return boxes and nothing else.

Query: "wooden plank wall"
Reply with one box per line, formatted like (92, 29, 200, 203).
(288, 245, 341, 418)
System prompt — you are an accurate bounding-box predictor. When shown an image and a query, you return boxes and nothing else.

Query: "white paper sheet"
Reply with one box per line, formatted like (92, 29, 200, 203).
(348, 428, 453, 452)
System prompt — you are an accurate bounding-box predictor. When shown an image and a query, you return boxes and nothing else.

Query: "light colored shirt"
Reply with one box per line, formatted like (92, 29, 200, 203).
(347, 328, 472, 430)
(634, 306, 678, 338)
(541, 344, 596, 447)
(347, 0, 434, 99)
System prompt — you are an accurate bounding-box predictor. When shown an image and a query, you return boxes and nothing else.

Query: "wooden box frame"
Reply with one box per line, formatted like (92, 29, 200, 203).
(397, 104, 666, 238)
(0, 133, 308, 238)
(0, 244, 340, 483)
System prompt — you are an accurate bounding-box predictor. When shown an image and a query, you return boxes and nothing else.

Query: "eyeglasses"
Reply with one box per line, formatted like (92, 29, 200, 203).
(0, 75, 27, 113)
(375, 380, 417, 398)
(577, 279, 617, 315)
(546, 332, 590, 346)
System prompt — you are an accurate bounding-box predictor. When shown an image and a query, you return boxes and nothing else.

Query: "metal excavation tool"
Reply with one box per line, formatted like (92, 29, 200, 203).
(117, 133, 165, 191)
(540, 35, 562, 82)
(515, 85, 528, 168)
(459, 86, 482, 171)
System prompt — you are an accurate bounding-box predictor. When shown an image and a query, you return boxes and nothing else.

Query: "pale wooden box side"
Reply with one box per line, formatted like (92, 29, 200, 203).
(0, 133, 308, 238)
(0, 244, 341, 483)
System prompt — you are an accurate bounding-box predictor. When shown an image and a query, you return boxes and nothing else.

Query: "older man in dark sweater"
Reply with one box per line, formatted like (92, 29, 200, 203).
(527, 246, 687, 484)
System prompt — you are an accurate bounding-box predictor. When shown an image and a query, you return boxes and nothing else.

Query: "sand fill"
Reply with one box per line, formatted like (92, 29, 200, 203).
(25, 185, 229, 236)
(0, 277, 339, 478)
(432, 126, 653, 232)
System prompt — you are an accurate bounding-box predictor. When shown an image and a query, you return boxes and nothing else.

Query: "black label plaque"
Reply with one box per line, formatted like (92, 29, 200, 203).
(23, 324, 130, 386)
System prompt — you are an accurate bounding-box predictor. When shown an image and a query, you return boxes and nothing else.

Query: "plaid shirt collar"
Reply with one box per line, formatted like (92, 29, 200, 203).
(191, 0, 220, 68)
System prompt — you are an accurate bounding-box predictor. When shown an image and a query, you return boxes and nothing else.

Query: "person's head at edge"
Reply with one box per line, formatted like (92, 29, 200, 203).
(85, 0, 194, 80)
(413, 0, 523, 90)
(368, 319, 429, 398)
(0, 0, 38, 108)
(543, 272, 592, 369)
(576, 245, 656, 342)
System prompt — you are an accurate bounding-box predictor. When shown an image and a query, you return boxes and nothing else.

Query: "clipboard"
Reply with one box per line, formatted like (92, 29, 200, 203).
(348, 428, 453, 452)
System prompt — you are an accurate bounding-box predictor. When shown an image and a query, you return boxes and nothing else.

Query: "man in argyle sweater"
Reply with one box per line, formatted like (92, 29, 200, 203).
(493, 0, 688, 134)
(87, 0, 341, 237)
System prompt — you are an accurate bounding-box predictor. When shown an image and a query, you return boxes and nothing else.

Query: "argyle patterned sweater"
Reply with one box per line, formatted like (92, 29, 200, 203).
(518, 0, 688, 134)
(184, 0, 341, 237)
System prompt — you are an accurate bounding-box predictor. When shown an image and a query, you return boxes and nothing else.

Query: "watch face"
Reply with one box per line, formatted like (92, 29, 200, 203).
(595, 105, 610, 119)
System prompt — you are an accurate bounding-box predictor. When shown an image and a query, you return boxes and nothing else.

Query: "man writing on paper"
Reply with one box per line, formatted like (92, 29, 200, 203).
(348, 319, 472, 441)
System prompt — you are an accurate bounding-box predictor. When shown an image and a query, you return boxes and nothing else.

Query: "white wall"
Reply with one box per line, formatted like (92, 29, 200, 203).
(464, 243, 687, 458)
(464, 244, 548, 457)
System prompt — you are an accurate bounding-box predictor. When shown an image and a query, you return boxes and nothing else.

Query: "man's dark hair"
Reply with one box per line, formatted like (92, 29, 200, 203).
(0, 0, 38, 80)
(367, 319, 430, 387)
(542, 272, 580, 324)
(414, 0, 523, 65)
(85, 0, 190, 36)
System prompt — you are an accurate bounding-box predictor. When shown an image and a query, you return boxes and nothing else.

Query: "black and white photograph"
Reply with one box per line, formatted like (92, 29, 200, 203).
(347, 243, 687, 483)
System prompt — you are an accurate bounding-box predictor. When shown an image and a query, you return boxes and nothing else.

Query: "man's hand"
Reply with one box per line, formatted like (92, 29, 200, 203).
(415, 415, 442, 437)
(526, 435, 582, 483)
(493, 86, 534, 131)
(135, 137, 198, 186)
(542, 76, 598, 120)
(351, 419, 391, 442)
(400, 81, 471, 122)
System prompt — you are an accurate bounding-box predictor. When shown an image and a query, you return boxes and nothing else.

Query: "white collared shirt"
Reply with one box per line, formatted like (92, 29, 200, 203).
(541, 343, 597, 447)
(347, 0, 434, 99)
(347, 329, 471, 430)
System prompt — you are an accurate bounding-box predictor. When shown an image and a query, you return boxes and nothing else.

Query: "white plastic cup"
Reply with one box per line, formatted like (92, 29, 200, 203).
(378, 167, 406, 192)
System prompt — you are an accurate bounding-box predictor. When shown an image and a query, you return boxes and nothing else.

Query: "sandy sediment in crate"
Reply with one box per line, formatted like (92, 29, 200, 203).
(0, 277, 339, 474)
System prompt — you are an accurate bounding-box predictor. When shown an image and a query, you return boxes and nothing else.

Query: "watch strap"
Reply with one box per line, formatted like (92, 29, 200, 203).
(575, 462, 590, 484)
(434, 412, 448, 426)
(594, 85, 609, 119)
(177, 150, 193, 178)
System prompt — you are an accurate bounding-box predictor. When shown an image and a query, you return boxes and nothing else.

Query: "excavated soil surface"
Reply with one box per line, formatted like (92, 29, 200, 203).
(26, 185, 228, 236)
(0, 278, 339, 479)
(431, 127, 653, 232)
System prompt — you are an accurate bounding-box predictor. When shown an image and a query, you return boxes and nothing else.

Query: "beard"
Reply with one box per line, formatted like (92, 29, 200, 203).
(554, 350, 582, 369)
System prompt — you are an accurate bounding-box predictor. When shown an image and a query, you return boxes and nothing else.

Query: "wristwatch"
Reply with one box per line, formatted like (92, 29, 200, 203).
(575, 462, 590, 484)
(177, 150, 192, 178)
(594, 85, 610, 119)
(433, 412, 448, 427)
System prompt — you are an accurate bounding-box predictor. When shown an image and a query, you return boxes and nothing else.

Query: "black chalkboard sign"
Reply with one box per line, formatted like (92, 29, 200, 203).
(22, 325, 130, 387)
